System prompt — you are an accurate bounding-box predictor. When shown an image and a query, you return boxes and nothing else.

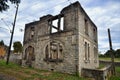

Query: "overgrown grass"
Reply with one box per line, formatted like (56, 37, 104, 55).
(109, 66, 120, 80)
(97, 63, 106, 69)
(0, 60, 86, 80)
(99, 57, 120, 62)
(1, 60, 120, 80)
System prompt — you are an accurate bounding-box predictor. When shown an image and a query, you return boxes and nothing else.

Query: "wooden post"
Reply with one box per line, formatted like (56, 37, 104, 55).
(58, 15, 61, 32)
(6, 4, 19, 65)
(49, 20, 52, 34)
(108, 28, 115, 75)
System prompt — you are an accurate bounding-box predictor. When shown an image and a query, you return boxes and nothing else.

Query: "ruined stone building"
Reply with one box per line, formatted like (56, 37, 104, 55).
(22, 1, 99, 75)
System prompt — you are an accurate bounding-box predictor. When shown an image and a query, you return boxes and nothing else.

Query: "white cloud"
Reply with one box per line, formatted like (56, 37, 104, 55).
(31, 2, 46, 11)
(82, 0, 120, 53)
(53, 5, 63, 15)
(0, 0, 120, 53)
(0, 32, 9, 37)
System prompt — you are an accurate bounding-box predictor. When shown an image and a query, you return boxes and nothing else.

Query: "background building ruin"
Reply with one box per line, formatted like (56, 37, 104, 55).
(22, 1, 99, 75)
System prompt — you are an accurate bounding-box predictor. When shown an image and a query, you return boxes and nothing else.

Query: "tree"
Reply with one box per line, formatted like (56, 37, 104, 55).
(13, 41, 22, 53)
(0, 40, 5, 46)
(103, 49, 120, 58)
(0, 40, 8, 57)
(0, 46, 6, 57)
(104, 49, 115, 57)
(0, 0, 20, 12)
(114, 49, 120, 58)
(104, 50, 111, 57)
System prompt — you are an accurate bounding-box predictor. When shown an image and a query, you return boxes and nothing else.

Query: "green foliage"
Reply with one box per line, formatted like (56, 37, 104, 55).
(0, 40, 4, 46)
(0, 0, 21, 12)
(104, 50, 115, 57)
(99, 49, 120, 58)
(13, 41, 23, 53)
(115, 49, 120, 58)
(99, 54, 105, 57)
(109, 67, 120, 80)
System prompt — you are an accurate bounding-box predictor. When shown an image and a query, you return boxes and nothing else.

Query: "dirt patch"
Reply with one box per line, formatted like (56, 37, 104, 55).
(4, 69, 31, 78)
(41, 72, 51, 76)
(34, 78, 47, 80)
(25, 69, 39, 74)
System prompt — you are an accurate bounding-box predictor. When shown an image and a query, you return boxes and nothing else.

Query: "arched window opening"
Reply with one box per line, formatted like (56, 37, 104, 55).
(44, 41, 63, 62)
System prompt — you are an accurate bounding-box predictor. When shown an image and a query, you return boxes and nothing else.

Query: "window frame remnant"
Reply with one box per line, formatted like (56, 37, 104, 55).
(44, 41, 63, 62)
(48, 14, 64, 34)
(84, 41, 90, 62)
(94, 46, 97, 63)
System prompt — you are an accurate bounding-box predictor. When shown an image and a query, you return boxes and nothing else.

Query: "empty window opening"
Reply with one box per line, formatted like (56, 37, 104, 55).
(60, 17, 64, 31)
(85, 42, 87, 60)
(93, 28, 97, 42)
(94, 47, 97, 60)
(44, 41, 63, 62)
(52, 27, 57, 33)
(84, 42, 90, 61)
(85, 19, 88, 35)
(49, 15, 64, 33)
(30, 27, 35, 39)
(88, 44, 90, 59)
(93, 28, 96, 36)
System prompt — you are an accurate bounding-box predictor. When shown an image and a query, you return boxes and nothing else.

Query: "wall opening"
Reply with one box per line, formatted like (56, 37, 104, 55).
(24, 46, 35, 66)
(44, 41, 63, 62)
(94, 46, 97, 62)
(48, 14, 64, 34)
(93, 27, 97, 42)
(84, 41, 90, 62)
(85, 19, 88, 35)
(30, 27, 35, 39)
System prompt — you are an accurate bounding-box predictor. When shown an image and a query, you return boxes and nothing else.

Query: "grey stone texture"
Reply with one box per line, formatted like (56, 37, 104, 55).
(22, 1, 99, 75)
(82, 65, 113, 80)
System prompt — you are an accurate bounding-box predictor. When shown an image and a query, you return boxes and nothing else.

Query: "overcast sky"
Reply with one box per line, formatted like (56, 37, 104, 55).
(0, 0, 120, 54)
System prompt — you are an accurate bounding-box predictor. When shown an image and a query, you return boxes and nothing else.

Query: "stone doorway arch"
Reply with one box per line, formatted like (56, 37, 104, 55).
(24, 46, 35, 67)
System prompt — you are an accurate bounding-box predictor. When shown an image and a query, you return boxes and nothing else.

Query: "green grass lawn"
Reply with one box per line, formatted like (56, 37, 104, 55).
(109, 66, 120, 80)
(0, 60, 120, 80)
(0, 60, 87, 80)
(99, 57, 120, 62)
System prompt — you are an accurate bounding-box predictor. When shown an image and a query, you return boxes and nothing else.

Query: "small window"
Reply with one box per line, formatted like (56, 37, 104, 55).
(85, 42, 87, 60)
(88, 44, 90, 59)
(30, 27, 35, 39)
(84, 41, 90, 62)
(94, 46, 97, 62)
(93, 28, 97, 42)
(85, 19, 88, 35)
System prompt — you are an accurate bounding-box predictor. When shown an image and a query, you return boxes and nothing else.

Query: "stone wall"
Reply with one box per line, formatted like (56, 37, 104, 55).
(7, 53, 22, 65)
(22, 1, 99, 75)
(82, 65, 113, 80)
(77, 2, 99, 74)
(35, 31, 78, 74)
(100, 60, 120, 66)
